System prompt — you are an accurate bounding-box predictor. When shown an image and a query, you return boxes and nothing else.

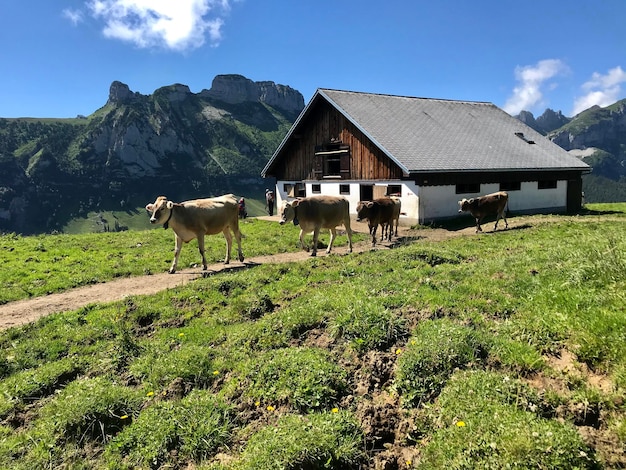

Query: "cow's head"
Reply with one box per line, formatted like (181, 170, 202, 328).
(458, 198, 474, 213)
(279, 199, 299, 225)
(356, 201, 374, 221)
(145, 196, 175, 224)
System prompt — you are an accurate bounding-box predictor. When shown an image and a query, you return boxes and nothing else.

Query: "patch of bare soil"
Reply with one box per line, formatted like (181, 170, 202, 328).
(0, 218, 464, 331)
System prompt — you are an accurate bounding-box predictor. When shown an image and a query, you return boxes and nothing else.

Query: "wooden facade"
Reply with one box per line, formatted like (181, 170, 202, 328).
(270, 99, 404, 181)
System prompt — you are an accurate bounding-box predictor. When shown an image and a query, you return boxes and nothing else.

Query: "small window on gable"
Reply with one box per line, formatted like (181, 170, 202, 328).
(538, 180, 557, 190)
(312, 184, 321, 194)
(339, 184, 350, 195)
(314, 139, 351, 179)
(500, 181, 521, 191)
(456, 183, 480, 194)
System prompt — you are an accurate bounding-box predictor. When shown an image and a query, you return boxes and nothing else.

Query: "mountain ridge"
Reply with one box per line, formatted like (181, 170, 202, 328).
(0, 75, 304, 233)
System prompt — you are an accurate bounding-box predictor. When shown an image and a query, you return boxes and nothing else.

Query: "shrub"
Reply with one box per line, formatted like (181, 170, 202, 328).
(395, 318, 485, 406)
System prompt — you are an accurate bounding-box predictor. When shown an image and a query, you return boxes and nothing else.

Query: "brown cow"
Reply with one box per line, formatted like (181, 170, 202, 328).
(146, 194, 245, 273)
(458, 191, 509, 233)
(279, 195, 353, 256)
(356, 197, 401, 246)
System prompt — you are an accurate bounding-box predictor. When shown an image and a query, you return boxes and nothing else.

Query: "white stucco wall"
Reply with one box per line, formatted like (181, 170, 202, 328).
(274, 179, 569, 225)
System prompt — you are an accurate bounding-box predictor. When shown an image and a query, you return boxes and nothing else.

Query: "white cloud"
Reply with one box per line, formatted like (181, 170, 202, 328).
(572, 66, 626, 115)
(503, 59, 569, 115)
(86, 0, 232, 51)
(63, 9, 84, 25)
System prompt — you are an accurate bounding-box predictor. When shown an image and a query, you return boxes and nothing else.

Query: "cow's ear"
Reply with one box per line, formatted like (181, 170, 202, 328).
(366, 201, 374, 208)
(145, 204, 154, 211)
(468, 198, 475, 204)
(291, 199, 301, 208)
(166, 201, 175, 209)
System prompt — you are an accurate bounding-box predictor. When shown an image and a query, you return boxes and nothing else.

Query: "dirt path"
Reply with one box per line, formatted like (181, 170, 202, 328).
(0, 218, 470, 331)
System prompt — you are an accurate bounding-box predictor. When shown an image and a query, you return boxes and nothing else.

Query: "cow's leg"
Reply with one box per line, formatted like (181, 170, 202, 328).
(370, 223, 377, 246)
(299, 229, 309, 252)
(311, 227, 320, 256)
(197, 234, 209, 270)
(169, 234, 184, 274)
(344, 219, 353, 253)
(475, 217, 483, 233)
(327, 228, 337, 254)
(222, 228, 233, 264)
(500, 210, 508, 230)
(232, 226, 245, 262)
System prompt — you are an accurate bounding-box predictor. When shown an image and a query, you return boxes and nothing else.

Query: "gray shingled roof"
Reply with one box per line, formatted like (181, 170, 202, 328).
(265, 89, 589, 176)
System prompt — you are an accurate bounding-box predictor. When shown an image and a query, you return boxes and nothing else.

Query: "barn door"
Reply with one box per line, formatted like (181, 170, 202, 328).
(373, 185, 387, 199)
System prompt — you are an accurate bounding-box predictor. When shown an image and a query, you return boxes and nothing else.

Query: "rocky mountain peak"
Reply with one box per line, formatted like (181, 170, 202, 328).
(203, 74, 304, 114)
(107, 81, 142, 105)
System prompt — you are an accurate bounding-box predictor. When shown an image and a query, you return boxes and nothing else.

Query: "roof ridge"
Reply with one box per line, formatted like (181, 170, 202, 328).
(318, 88, 493, 105)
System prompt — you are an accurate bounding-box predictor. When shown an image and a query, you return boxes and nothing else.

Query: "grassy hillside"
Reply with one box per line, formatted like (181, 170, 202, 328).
(0, 207, 624, 469)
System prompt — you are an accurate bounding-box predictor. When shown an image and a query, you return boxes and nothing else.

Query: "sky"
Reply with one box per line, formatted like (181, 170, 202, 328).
(1, 0, 625, 119)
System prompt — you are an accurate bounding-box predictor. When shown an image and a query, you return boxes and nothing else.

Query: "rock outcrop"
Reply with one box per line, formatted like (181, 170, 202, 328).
(203, 74, 304, 115)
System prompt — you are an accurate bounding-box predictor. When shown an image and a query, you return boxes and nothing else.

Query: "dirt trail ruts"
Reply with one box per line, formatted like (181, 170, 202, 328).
(0, 218, 466, 331)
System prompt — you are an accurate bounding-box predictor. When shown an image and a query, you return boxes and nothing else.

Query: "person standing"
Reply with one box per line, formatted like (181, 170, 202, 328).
(265, 189, 275, 216)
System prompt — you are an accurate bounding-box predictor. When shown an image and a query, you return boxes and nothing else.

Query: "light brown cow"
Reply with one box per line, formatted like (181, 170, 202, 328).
(356, 197, 401, 246)
(279, 195, 353, 256)
(146, 194, 245, 273)
(458, 191, 509, 233)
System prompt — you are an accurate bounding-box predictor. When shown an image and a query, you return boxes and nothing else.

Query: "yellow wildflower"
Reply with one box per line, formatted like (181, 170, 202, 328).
(456, 421, 466, 427)
(146, 391, 154, 397)
(266, 405, 275, 411)
(178, 333, 185, 337)
(332, 407, 339, 413)
(395, 348, 402, 355)
(255, 401, 261, 407)
(213, 370, 219, 375)
(120, 415, 128, 420)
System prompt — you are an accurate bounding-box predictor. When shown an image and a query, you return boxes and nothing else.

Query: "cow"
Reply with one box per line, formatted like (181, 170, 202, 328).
(356, 197, 401, 246)
(279, 195, 353, 256)
(458, 191, 509, 233)
(145, 194, 245, 274)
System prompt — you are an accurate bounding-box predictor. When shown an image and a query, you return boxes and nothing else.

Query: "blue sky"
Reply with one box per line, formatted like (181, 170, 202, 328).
(1, 0, 625, 119)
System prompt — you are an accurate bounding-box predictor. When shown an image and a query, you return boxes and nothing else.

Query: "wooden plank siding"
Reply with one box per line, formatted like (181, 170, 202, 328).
(269, 100, 404, 181)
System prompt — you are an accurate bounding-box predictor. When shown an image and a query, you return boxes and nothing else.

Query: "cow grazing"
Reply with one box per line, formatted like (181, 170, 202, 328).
(458, 191, 509, 233)
(279, 195, 353, 256)
(356, 197, 401, 246)
(145, 194, 245, 274)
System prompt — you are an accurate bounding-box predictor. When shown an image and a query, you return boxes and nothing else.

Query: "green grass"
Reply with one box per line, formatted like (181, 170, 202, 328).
(0, 205, 624, 469)
(0, 218, 359, 304)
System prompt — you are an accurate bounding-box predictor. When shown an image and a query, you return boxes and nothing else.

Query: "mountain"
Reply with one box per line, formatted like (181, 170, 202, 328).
(515, 109, 571, 135)
(0, 75, 304, 233)
(515, 100, 626, 203)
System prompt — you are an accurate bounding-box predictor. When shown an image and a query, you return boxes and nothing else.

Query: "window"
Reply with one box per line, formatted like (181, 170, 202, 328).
(314, 140, 351, 179)
(456, 183, 480, 194)
(500, 181, 521, 191)
(339, 184, 350, 195)
(311, 184, 321, 194)
(283, 183, 306, 198)
(538, 180, 557, 190)
(387, 184, 402, 196)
